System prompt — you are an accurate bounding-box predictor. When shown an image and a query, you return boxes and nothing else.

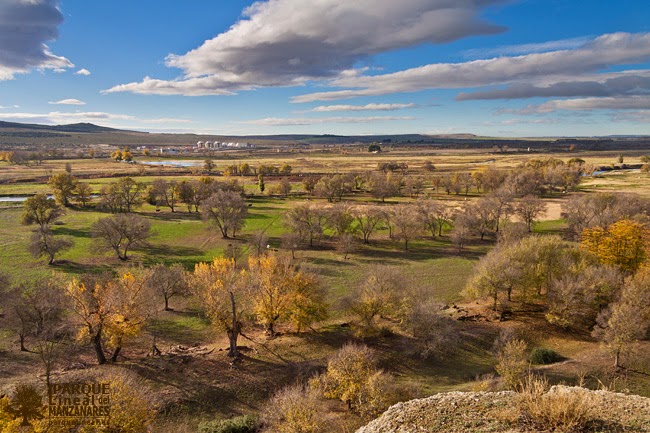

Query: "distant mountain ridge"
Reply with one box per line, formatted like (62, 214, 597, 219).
(0, 121, 141, 134)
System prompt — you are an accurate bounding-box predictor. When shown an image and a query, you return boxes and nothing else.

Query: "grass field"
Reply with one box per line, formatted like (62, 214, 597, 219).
(1, 148, 650, 432)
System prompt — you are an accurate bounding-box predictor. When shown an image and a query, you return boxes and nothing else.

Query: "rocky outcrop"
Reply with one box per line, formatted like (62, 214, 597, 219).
(356, 387, 650, 433)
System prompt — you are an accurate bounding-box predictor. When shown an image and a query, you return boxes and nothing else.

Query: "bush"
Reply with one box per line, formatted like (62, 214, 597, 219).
(263, 384, 322, 433)
(198, 415, 258, 433)
(530, 348, 562, 365)
(518, 375, 595, 432)
(495, 338, 528, 390)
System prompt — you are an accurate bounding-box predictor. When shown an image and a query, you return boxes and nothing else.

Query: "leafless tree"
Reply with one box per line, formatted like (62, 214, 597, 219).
(28, 225, 73, 265)
(327, 202, 354, 236)
(151, 178, 180, 212)
(514, 195, 546, 232)
(201, 190, 248, 238)
(337, 233, 357, 259)
(91, 213, 151, 260)
(390, 204, 422, 250)
(147, 263, 190, 311)
(248, 229, 270, 257)
(284, 203, 328, 247)
(353, 206, 384, 244)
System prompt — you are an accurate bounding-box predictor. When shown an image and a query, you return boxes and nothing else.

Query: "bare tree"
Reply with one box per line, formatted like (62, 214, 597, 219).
(99, 177, 145, 213)
(592, 268, 650, 368)
(404, 176, 425, 198)
(450, 213, 472, 253)
(514, 195, 546, 232)
(327, 202, 354, 236)
(151, 178, 180, 212)
(248, 229, 269, 257)
(347, 266, 405, 331)
(284, 203, 328, 247)
(91, 213, 151, 260)
(484, 187, 514, 233)
(390, 204, 422, 250)
(201, 190, 248, 238)
(28, 225, 73, 265)
(337, 233, 357, 259)
(74, 182, 93, 207)
(281, 232, 302, 259)
(353, 206, 383, 244)
(147, 263, 190, 311)
(179, 180, 212, 213)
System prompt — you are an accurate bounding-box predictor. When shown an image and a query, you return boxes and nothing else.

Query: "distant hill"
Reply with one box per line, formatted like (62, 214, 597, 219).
(0, 121, 141, 134)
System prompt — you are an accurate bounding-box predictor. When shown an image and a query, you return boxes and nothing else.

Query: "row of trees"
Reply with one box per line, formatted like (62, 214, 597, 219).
(284, 192, 546, 253)
(2, 253, 328, 365)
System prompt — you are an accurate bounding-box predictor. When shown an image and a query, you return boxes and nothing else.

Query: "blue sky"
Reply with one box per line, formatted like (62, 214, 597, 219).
(1, 0, 649, 136)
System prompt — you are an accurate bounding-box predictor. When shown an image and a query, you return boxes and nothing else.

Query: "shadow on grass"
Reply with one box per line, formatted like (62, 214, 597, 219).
(52, 227, 90, 238)
(140, 211, 202, 223)
(53, 260, 115, 275)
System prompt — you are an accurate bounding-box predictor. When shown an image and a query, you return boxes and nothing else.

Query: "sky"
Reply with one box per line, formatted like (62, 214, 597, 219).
(0, 0, 649, 137)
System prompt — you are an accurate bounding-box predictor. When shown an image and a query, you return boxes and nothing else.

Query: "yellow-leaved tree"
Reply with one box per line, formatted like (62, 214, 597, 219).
(191, 257, 250, 357)
(581, 219, 650, 272)
(249, 255, 327, 336)
(65, 271, 155, 365)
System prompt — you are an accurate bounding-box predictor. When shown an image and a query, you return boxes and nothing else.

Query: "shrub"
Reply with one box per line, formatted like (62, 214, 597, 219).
(495, 338, 528, 390)
(198, 415, 258, 433)
(263, 384, 322, 433)
(530, 348, 562, 365)
(518, 375, 595, 432)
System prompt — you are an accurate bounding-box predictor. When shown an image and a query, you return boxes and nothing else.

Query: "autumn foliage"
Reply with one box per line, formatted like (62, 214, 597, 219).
(581, 219, 650, 272)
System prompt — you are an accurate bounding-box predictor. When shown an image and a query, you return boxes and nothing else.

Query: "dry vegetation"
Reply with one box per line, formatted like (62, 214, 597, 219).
(1, 143, 650, 432)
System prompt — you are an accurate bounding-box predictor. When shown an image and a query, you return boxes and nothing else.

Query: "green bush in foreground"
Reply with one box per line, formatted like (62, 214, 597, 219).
(530, 348, 563, 365)
(198, 414, 258, 433)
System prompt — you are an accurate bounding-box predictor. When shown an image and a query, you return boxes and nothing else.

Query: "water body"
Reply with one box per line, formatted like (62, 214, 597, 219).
(140, 160, 203, 167)
(0, 196, 33, 202)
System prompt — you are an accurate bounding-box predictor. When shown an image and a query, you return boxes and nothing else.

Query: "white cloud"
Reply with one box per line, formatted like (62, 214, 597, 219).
(457, 70, 650, 100)
(74, 68, 91, 76)
(106, 0, 505, 96)
(0, 0, 73, 80)
(292, 32, 650, 102)
(312, 103, 416, 112)
(612, 110, 650, 123)
(238, 116, 415, 126)
(463, 36, 592, 58)
(49, 99, 86, 105)
(0, 111, 193, 125)
(537, 96, 650, 113)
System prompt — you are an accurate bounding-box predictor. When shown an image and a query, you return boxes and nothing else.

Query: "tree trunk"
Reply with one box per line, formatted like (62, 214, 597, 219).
(614, 350, 620, 368)
(111, 343, 121, 363)
(91, 327, 106, 365)
(228, 291, 239, 357)
(19, 333, 27, 352)
(164, 295, 171, 311)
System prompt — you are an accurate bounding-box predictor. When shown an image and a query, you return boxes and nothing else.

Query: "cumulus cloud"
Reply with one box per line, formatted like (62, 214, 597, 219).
(49, 98, 86, 105)
(292, 32, 650, 102)
(238, 116, 415, 126)
(105, 0, 505, 96)
(0, 0, 72, 80)
(312, 103, 416, 112)
(0, 111, 193, 125)
(457, 71, 650, 100)
(74, 68, 91, 76)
